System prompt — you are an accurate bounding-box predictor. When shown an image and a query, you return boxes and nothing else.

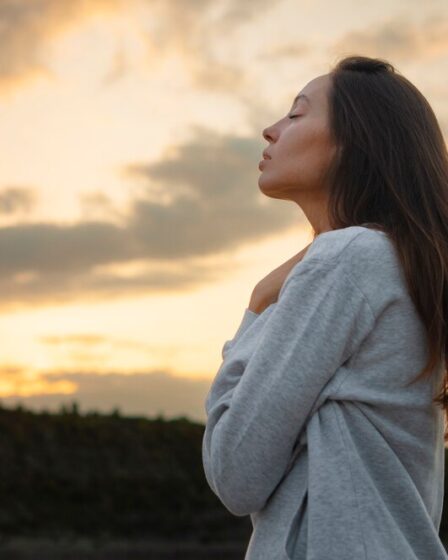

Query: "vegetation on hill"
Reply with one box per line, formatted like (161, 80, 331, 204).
(0, 399, 445, 551)
(0, 401, 250, 544)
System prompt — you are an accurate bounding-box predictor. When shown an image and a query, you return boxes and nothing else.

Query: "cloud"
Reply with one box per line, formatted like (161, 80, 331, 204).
(78, 191, 121, 222)
(123, 126, 295, 257)
(0, 187, 37, 215)
(0, 368, 210, 424)
(0, 127, 297, 310)
(136, 0, 284, 94)
(210, 0, 276, 27)
(256, 43, 311, 61)
(0, 0, 282, 95)
(0, 0, 125, 93)
(101, 41, 132, 86)
(39, 332, 159, 354)
(40, 334, 109, 346)
(331, 11, 448, 62)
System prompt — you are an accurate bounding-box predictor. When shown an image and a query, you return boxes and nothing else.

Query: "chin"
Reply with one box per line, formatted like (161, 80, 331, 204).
(258, 176, 282, 197)
(258, 183, 285, 200)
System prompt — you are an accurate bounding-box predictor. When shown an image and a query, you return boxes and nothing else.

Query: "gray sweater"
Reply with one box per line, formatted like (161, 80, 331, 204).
(202, 225, 447, 560)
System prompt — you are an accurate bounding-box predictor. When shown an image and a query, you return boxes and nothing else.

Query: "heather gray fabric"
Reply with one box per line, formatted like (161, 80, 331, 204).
(202, 225, 447, 560)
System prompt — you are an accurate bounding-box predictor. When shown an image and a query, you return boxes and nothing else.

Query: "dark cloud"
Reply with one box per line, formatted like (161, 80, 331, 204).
(123, 126, 296, 257)
(0, 368, 210, 424)
(78, 191, 121, 221)
(0, 127, 298, 310)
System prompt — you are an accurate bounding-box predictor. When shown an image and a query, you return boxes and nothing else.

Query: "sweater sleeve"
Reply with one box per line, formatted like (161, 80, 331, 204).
(202, 257, 376, 516)
(220, 307, 261, 360)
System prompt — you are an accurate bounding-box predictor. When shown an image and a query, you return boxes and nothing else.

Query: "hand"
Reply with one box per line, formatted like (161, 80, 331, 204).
(248, 242, 312, 314)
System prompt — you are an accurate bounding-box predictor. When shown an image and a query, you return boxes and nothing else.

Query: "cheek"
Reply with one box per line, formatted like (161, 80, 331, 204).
(283, 123, 327, 158)
(286, 128, 336, 185)
(285, 129, 332, 172)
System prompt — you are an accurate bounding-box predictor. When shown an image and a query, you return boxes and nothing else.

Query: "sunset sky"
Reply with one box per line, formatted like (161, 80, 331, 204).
(0, 0, 446, 424)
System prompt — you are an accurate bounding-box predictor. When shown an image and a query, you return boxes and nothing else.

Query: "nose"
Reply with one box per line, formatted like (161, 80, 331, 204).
(262, 126, 274, 143)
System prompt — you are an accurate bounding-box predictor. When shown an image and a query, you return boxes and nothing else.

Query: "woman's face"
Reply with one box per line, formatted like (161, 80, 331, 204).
(258, 73, 337, 202)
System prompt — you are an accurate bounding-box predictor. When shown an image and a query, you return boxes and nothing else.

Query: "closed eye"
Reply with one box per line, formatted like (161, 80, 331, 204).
(288, 114, 301, 119)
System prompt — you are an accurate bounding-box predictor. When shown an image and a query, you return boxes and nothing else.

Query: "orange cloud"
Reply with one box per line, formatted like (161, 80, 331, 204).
(0, 368, 210, 423)
(0, 0, 125, 93)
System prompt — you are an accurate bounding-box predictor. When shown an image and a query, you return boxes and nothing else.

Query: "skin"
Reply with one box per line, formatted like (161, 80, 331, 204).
(249, 73, 338, 314)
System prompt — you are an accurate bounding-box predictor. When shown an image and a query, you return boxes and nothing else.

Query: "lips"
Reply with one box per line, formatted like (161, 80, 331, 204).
(262, 150, 272, 160)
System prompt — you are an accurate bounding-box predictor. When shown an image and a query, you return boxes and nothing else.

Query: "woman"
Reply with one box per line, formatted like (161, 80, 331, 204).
(202, 55, 448, 559)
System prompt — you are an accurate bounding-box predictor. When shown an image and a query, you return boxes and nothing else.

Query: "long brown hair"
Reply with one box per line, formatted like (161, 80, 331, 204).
(321, 55, 448, 440)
